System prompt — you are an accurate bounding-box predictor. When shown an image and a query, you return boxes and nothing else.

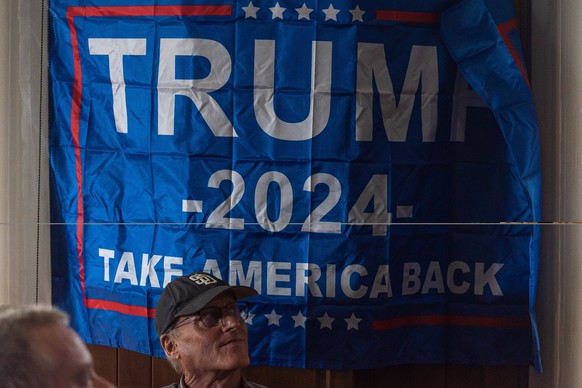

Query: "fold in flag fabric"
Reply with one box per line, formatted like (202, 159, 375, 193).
(49, 0, 541, 370)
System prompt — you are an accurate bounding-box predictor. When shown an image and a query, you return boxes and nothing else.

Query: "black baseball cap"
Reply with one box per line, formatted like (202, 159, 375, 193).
(154, 271, 258, 336)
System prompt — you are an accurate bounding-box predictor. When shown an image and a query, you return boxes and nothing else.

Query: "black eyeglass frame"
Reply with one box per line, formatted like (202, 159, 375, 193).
(168, 301, 249, 331)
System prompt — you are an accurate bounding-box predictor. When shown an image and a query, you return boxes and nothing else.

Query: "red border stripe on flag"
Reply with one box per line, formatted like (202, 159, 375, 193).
(66, 4, 232, 314)
(376, 10, 439, 24)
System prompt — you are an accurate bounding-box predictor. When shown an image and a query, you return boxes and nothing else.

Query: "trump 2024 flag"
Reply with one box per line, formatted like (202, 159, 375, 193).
(49, 0, 542, 370)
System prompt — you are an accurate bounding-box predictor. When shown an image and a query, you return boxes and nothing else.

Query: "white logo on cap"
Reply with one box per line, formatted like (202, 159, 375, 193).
(189, 273, 218, 286)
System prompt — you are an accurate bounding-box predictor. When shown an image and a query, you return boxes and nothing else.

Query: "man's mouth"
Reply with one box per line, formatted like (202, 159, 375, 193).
(221, 336, 244, 347)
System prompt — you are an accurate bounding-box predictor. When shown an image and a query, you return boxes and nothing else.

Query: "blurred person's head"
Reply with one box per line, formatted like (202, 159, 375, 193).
(0, 304, 114, 388)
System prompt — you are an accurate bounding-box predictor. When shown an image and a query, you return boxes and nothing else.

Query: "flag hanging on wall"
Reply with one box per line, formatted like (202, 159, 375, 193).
(49, 0, 542, 370)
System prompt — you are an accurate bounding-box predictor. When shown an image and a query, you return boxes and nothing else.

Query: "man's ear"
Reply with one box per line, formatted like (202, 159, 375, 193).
(160, 333, 179, 359)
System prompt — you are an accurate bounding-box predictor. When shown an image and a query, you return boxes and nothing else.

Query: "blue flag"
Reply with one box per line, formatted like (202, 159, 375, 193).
(49, 0, 542, 370)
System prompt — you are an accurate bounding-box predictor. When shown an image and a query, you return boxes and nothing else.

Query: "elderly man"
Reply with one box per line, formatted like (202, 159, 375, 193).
(155, 271, 266, 388)
(0, 304, 114, 388)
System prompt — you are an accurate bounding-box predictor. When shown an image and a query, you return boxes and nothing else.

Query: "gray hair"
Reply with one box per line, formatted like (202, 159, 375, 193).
(164, 327, 183, 375)
(0, 304, 70, 387)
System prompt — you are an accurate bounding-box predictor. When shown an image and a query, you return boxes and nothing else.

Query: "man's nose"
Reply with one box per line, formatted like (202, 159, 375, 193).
(221, 310, 242, 330)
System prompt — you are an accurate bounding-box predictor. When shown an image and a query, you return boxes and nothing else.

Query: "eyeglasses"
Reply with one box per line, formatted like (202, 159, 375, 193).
(173, 302, 249, 330)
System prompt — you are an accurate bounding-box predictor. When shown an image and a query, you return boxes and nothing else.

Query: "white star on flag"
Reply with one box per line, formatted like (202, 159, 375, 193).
(322, 4, 340, 21)
(345, 313, 362, 330)
(245, 312, 256, 325)
(265, 309, 283, 326)
(292, 311, 308, 328)
(350, 5, 365, 22)
(296, 3, 313, 20)
(270, 2, 286, 19)
(317, 312, 335, 329)
(242, 1, 260, 18)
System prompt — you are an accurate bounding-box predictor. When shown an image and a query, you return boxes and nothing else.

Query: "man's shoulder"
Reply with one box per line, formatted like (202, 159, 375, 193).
(159, 384, 179, 388)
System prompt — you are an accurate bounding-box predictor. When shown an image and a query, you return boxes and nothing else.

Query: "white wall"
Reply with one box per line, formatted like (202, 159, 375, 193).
(0, 0, 13, 303)
(529, 0, 578, 387)
(0, 1, 51, 304)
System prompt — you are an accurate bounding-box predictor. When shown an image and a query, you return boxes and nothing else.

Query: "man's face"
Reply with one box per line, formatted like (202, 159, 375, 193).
(32, 323, 113, 388)
(172, 293, 251, 375)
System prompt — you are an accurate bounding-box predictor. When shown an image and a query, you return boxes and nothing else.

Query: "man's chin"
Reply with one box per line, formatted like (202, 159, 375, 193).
(228, 354, 250, 370)
(218, 348, 250, 369)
